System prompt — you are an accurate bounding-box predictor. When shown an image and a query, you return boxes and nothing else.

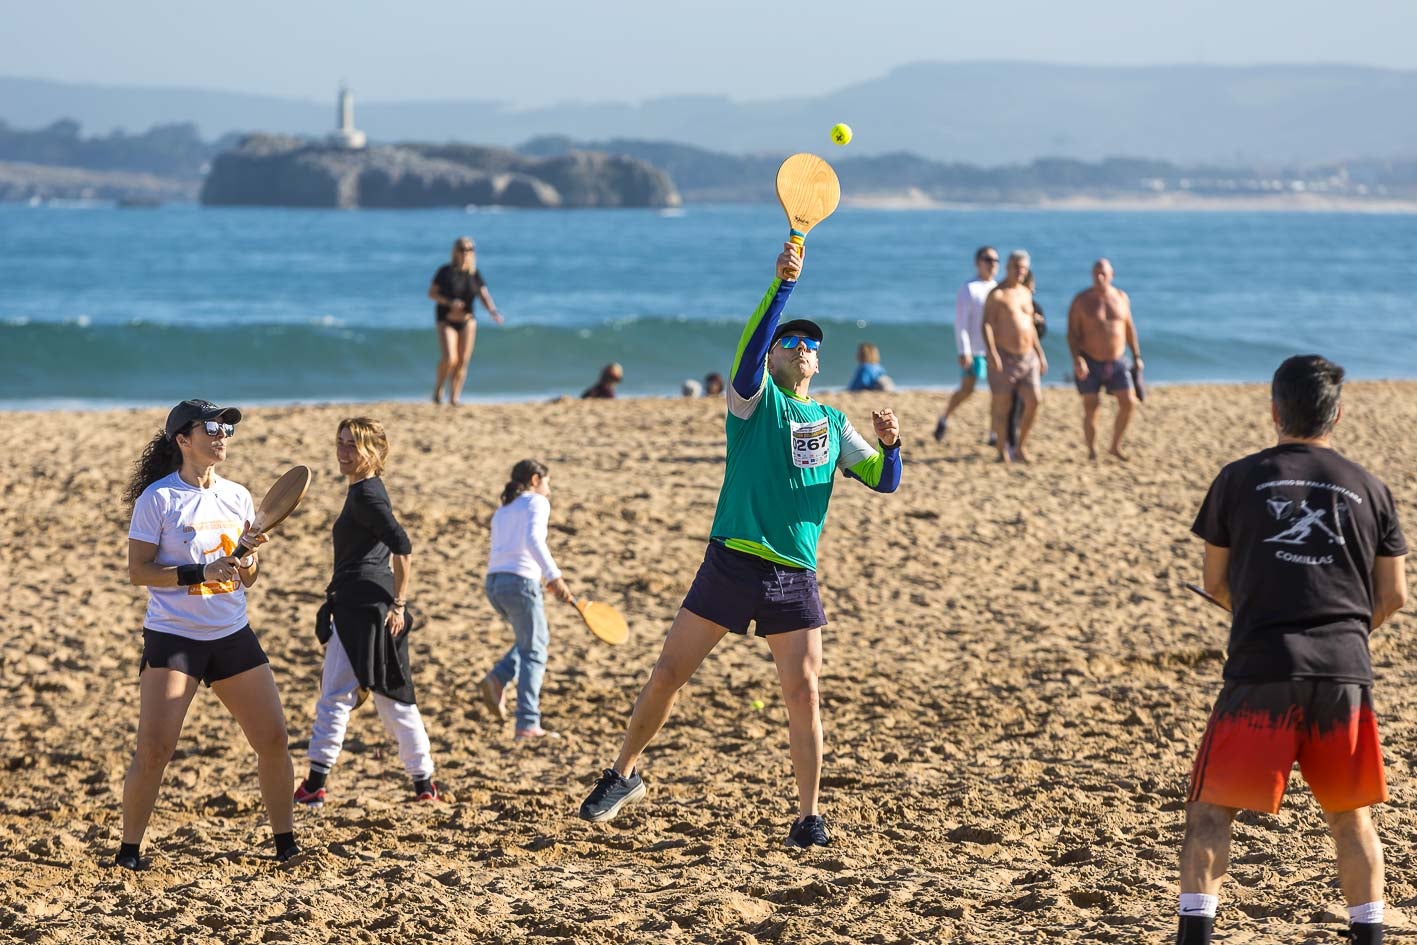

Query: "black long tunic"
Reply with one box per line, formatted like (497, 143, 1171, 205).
(320, 477, 418, 704)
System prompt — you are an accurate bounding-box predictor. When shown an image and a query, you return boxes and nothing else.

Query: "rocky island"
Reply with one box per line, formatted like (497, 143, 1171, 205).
(200, 134, 681, 209)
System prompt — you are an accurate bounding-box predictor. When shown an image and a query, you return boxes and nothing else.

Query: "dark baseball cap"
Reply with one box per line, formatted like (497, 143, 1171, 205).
(771, 318, 824, 347)
(165, 399, 243, 439)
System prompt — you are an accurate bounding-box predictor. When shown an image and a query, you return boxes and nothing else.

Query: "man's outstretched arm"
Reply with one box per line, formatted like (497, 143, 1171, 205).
(727, 244, 801, 418)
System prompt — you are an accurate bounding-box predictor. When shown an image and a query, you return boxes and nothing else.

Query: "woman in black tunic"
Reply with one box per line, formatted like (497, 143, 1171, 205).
(428, 236, 504, 406)
(294, 417, 440, 805)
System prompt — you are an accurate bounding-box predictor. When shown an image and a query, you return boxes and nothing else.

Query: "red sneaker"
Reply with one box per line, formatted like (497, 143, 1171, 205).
(416, 781, 440, 802)
(294, 779, 326, 808)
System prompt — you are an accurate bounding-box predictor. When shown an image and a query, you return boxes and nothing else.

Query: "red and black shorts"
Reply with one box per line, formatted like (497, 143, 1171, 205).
(1188, 679, 1387, 815)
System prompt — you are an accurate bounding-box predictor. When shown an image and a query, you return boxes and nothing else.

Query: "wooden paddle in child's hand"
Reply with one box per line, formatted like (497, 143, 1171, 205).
(234, 465, 312, 560)
(776, 153, 841, 250)
(571, 598, 629, 646)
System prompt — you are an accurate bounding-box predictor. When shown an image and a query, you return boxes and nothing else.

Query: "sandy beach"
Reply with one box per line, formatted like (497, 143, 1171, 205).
(2, 382, 1415, 944)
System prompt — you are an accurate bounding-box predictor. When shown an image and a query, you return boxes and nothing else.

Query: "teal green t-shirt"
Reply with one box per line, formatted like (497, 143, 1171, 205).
(708, 279, 884, 571)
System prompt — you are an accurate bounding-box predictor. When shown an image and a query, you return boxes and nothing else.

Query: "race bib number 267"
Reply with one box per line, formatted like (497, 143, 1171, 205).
(790, 419, 831, 468)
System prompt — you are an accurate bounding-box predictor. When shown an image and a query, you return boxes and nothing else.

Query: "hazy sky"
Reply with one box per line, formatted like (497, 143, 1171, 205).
(4, 0, 1414, 105)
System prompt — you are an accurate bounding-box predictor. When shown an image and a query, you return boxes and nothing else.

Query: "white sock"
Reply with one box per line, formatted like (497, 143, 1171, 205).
(1178, 893, 1218, 918)
(1348, 901, 1384, 925)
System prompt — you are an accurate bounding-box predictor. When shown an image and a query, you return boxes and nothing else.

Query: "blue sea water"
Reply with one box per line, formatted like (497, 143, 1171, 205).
(2, 203, 1415, 408)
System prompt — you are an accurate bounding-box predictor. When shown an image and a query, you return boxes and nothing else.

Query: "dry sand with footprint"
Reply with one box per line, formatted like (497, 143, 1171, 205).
(2, 382, 1415, 944)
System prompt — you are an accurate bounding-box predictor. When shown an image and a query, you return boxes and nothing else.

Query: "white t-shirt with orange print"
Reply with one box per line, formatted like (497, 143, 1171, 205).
(129, 471, 256, 641)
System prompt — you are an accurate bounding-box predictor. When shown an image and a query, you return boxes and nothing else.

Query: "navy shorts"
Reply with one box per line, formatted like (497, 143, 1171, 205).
(1075, 354, 1132, 395)
(140, 625, 269, 687)
(681, 542, 827, 637)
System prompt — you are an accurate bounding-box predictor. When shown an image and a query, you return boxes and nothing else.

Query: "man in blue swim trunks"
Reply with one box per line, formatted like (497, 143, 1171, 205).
(935, 246, 1000, 443)
(1067, 258, 1144, 461)
(578, 242, 903, 849)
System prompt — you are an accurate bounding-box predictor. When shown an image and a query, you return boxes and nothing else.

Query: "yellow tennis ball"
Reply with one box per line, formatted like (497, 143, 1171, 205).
(830, 123, 853, 146)
(751, 698, 766, 711)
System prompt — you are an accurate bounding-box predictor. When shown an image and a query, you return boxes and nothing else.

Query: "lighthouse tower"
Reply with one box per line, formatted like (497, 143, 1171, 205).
(329, 84, 368, 150)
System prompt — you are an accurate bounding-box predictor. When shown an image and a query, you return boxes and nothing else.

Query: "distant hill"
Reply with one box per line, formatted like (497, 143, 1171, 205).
(522, 137, 1417, 204)
(201, 135, 680, 209)
(4, 63, 1417, 165)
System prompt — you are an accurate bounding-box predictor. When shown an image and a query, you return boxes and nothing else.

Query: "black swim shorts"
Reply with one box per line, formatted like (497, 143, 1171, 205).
(139, 625, 269, 687)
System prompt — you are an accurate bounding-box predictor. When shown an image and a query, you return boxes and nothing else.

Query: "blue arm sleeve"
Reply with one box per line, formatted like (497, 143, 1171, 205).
(874, 445, 902, 493)
(730, 279, 795, 400)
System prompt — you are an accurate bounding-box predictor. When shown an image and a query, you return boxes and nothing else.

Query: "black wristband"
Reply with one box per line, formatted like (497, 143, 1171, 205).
(881, 440, 901, 452)
(176, 563, 206, 586)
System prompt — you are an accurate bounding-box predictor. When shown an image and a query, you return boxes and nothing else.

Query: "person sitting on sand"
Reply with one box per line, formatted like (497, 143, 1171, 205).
(479, 459, 575, 740)
(681, 378, 703, 397)
(1178, 355, 1407, 945)
(577, 241, 902, 849)
(846, 342, 895, 392)
(1067, 258, 1143, 461)
(983, 250, 1047, 463)
(582, 363, 623, 399)
(703, 372, 724, 397)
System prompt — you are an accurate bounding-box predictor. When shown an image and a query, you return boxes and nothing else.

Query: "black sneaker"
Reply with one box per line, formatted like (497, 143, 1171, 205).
(115, 852, 140, 871)
(275, 842, 303, 864)
(578, 768, 645, 823)
(786, 814, 830, 848)
(933, 418, 947, 442)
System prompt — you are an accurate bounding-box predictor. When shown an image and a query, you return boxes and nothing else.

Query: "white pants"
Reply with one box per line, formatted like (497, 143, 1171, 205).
(307, 627, 434, 780)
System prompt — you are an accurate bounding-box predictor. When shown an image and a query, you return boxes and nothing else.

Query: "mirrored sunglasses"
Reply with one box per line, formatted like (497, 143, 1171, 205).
(192, 420, 235, 438)
(779, 334, 820, 351)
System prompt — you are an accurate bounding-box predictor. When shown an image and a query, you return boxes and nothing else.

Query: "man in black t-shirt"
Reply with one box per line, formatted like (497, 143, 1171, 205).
(1176, 355, 1408, 945)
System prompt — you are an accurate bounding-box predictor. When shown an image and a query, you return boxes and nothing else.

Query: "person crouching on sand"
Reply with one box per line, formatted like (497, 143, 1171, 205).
(479, 459, 574, 739)
(295, 417, 440, 807)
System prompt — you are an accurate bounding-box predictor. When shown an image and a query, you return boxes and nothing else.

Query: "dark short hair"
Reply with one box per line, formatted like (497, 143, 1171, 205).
(974, 246, 997, 264)
(1272, 355, 1344, 439)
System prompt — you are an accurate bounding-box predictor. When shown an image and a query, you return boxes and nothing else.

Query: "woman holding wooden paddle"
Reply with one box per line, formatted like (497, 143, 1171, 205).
(119, 399, 299, 869)
(480, 459, 576, 740)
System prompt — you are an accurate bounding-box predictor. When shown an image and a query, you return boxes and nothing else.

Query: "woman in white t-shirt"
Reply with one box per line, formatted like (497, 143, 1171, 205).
(118, 399, 300, 870)
(478, 459, 574, 739)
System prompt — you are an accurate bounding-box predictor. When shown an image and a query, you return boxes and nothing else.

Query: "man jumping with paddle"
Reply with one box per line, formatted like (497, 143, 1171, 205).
(578, 242, 902, 848)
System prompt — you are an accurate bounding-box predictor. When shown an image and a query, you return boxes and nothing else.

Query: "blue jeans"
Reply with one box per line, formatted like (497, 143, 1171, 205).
(485, 573, 549, 730)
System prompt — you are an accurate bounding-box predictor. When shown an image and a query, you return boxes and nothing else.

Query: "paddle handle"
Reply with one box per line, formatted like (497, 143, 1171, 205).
(1185, 582, 1227, 611)
(787, 230, 806, 247)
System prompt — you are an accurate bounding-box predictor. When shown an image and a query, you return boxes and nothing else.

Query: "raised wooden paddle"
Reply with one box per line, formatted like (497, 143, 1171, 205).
(234, 465, 312, 559)
(571, 597, 629, 646)
(775, 153, 841, 249)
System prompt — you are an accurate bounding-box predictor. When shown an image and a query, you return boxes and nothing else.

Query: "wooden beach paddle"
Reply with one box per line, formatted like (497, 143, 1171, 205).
(1184, 582, 1228, 612)
(571, 597, 629, 646)
(776, 153, 841, 249)
(234, 465, 312, 559)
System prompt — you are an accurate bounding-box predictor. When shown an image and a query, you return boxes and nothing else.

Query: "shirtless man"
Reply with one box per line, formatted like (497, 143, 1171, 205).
(983, 250, 1047, 463)
(1067, 259, 1143, 461)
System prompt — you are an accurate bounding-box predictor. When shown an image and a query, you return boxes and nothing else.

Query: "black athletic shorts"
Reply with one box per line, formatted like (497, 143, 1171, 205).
(681, 541, 827, 637)
(140, 625, 269, 687)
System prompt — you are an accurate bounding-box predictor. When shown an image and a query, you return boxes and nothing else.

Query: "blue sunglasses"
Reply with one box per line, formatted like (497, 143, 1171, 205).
(779, 334, 820, 351)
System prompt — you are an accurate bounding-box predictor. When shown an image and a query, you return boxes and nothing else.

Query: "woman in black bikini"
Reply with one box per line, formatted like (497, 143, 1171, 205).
(429, 236, 504, 406)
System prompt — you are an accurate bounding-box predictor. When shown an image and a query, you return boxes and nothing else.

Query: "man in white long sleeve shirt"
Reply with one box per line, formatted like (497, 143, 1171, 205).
(934, 246, 1000, 443)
